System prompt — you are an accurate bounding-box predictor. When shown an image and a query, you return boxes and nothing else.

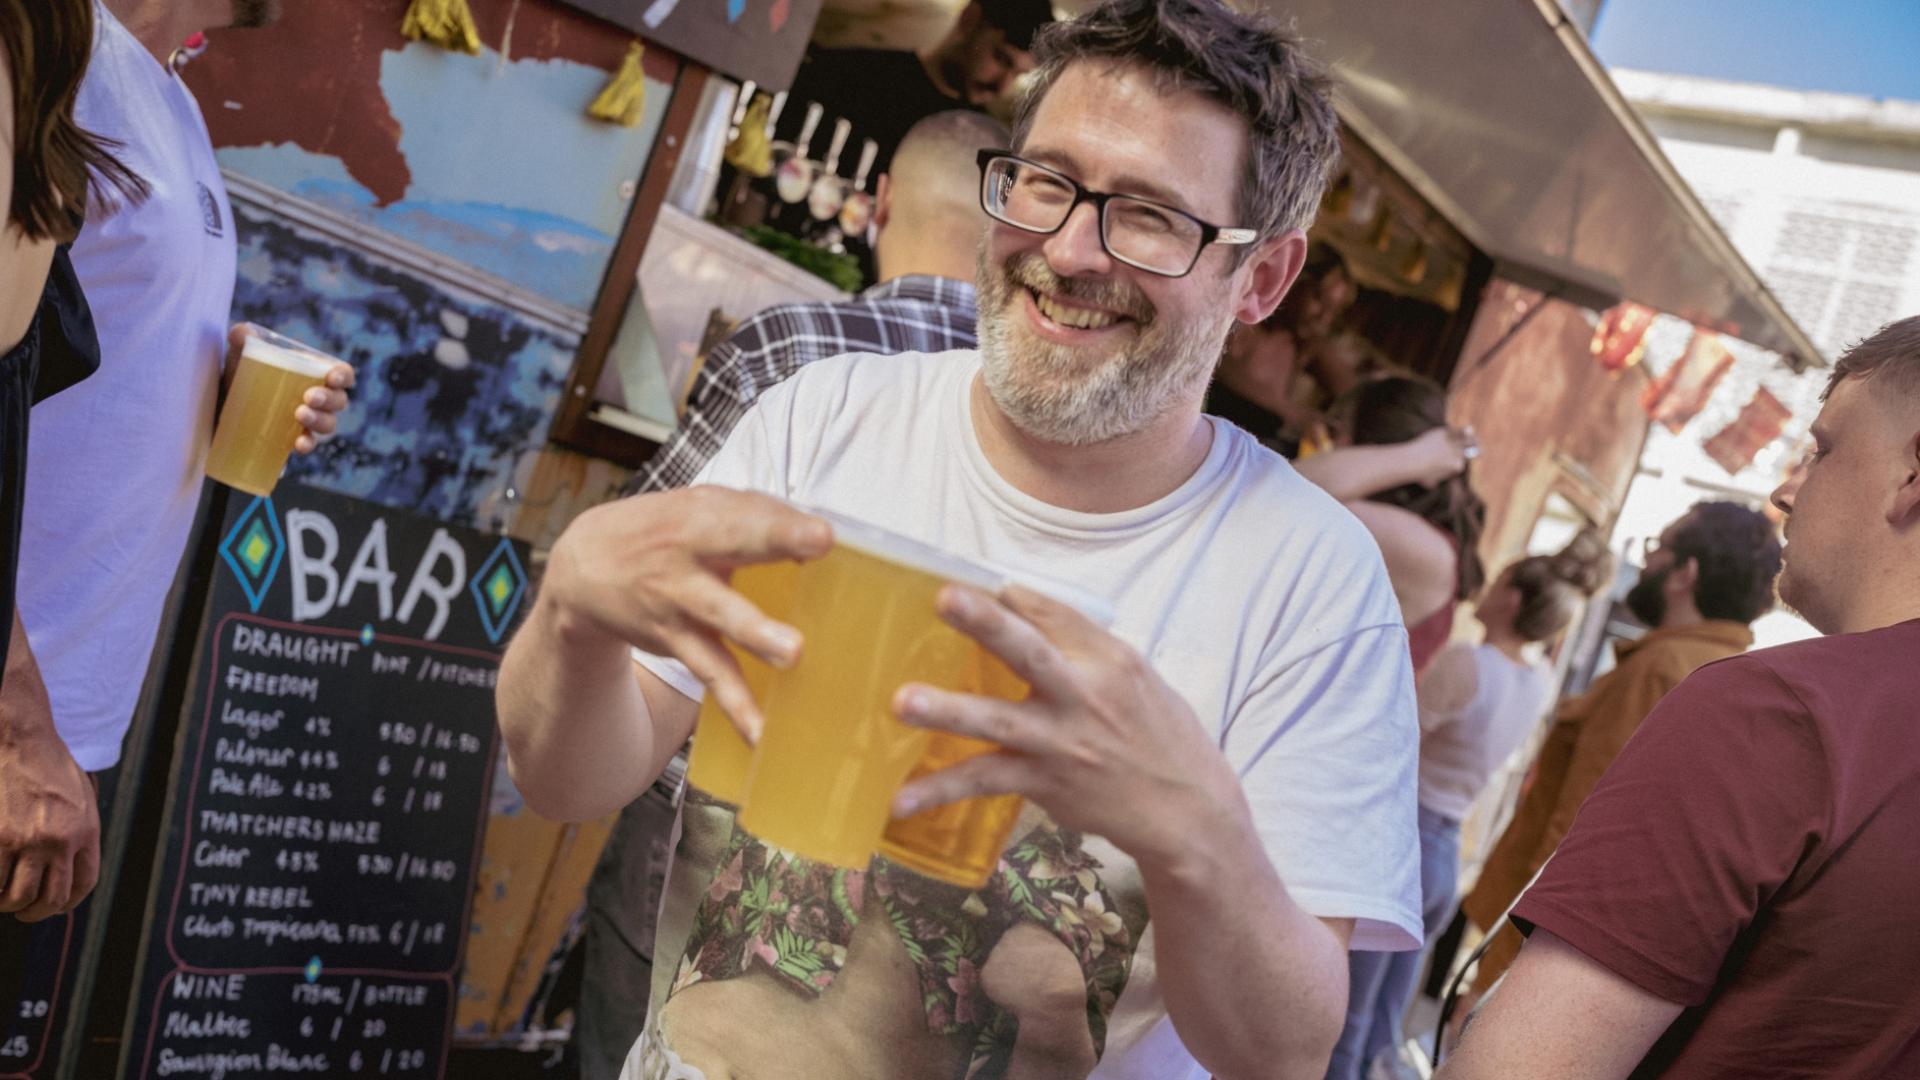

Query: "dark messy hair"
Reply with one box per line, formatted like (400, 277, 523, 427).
(3, 0, 148, 242)
(1505, 528, 1611, 642)
(1010, 0, 1341, 249)
(1824, 314, 1920, 404)
(1340, 376, 1487, 600)
(975, 0, 1056, 52)
(1668, 501, 1782, 624)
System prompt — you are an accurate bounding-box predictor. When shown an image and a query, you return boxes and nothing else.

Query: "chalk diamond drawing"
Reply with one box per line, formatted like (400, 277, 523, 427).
(218, 496, 286, 613)
(468, 538, 528, 645)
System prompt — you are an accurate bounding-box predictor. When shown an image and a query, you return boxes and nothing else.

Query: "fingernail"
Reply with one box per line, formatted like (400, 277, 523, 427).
(945, 588, 975, 618)
(900, 689, 927, 719)
(768, 626, 802, 664)
(893, 793, 921, 818)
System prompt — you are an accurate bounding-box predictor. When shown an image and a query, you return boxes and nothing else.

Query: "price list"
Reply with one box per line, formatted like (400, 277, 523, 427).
(127, 614, 498, 1080)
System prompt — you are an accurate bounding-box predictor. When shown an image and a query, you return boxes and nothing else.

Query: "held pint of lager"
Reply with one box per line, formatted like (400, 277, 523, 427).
(736, 513, 1004, 870)
(205, 327, 338, 497)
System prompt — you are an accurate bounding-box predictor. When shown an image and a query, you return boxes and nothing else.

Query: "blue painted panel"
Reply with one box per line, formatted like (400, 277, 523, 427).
(229, 202, 576, 525)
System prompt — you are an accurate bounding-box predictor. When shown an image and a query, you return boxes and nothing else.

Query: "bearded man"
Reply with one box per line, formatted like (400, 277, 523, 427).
(497, 1, 1425, 1077)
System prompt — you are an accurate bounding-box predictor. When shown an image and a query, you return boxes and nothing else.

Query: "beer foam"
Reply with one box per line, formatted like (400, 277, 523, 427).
(240, 333, 337, 378)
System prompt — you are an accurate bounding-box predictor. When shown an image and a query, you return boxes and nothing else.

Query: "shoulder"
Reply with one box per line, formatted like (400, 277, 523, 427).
(750, 347, 969, 421)
(1421, 644, 1482, 714)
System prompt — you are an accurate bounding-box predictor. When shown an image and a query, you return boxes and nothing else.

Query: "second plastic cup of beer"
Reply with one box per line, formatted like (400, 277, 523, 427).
(735, 512, 1002, 870)
(205, 326, 338, 497)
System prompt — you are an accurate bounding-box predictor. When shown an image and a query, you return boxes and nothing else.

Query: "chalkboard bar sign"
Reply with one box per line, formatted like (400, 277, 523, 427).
(0, 913, 80, 1079)
(121, 486, 530, 1080)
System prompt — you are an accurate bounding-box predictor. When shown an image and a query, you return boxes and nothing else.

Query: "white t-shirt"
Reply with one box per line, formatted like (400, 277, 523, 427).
(19, 4, 235, 770)
(624, 350, 1421, 1080)
(1417, 643, 1554, 822)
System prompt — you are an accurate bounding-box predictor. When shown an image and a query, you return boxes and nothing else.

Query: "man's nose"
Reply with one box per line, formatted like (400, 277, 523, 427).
(1041, 202, 1112, 279)
(1770, 475, 1799, 516)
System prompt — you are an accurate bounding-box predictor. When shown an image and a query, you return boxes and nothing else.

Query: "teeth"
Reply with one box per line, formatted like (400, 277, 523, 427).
(1034, 290, 1116, 330)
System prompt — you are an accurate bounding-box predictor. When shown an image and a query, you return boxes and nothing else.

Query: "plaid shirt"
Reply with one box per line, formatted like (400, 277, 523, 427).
(627, 274, 978, 494)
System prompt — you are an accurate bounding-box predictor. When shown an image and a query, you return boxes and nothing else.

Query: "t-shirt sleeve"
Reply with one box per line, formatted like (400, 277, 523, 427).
(630, 395, 794, 701)
(1227, 621, 1424, 952)
(1512, 656, 1828, 1006)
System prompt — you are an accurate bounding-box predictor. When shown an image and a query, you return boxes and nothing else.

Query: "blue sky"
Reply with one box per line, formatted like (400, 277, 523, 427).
(1591, 0, 1920, 102)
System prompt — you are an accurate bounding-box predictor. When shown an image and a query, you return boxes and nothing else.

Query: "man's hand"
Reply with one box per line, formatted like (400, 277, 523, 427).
(889, 583, 1243, 869)
(540, 486, 832, 741)
(223, 324, 355, 455)
(291, 360, 354, 455)
(0, 622, 99, 923)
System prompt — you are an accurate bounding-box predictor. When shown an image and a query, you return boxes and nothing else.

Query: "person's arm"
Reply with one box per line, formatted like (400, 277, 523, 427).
(1436, 929, 1682, 1079)
(1344, 499, 1458, 625)
(0, 613, 100, 922)
(891, 585, 1369, 1078)
(496, 487, 830, 821)
(1290, 425, 1472, 502)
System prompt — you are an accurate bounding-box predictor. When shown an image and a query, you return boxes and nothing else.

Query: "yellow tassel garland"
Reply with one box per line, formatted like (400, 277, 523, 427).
(402, 0, 482, 55)
(589, 42, 649, 127)
(723, 94, 774, 177)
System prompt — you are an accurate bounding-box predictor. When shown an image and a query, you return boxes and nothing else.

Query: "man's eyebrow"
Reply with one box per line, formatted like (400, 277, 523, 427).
(1021, 146, 1208, 218)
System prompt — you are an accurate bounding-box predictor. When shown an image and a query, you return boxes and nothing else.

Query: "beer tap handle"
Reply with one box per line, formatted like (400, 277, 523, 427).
(821, 118, 852, 177)
(850, 139, 879, 193)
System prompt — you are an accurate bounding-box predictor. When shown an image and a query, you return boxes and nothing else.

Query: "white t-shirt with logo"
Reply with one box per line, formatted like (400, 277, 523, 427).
(623, 349, 1422, 1080)
(20, 3, 235, 769)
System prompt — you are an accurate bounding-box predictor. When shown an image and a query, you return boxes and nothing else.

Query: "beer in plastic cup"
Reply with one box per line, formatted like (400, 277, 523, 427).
(205, 327, 338, 497)
(736, 513, 1003, 870)
(684, 559, 802, 804)
(881, 574, 1115, 887)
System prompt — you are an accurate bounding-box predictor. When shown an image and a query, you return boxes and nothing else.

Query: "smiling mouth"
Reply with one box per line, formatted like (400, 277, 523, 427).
(1026, 287, 1127, 331)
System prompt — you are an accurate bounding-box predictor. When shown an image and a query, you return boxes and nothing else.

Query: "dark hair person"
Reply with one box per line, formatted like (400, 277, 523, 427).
(1296, 375, 1487, 675)
(1, 0, 146, 981)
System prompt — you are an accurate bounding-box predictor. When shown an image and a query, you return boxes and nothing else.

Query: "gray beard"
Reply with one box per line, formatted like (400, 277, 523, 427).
(974, 244, 1229, 446)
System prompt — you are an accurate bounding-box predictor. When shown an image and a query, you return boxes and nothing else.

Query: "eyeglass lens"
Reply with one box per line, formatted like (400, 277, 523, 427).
(985, 157, 1204, 275)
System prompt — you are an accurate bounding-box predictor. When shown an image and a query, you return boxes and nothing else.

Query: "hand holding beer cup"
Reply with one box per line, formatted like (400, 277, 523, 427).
(890, 584, 1247, 871)
(205, 324, 355, 496)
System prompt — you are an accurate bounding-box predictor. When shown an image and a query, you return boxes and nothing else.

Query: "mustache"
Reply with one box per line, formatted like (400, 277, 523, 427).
(1001, 253, 1154, 325)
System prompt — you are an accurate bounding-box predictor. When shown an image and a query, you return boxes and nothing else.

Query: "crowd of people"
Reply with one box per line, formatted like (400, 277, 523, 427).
(6, 0, 1920, 1078)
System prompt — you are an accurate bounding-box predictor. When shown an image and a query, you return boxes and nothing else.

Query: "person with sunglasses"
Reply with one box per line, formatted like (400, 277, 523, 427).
(498, 1, 1425, 1076)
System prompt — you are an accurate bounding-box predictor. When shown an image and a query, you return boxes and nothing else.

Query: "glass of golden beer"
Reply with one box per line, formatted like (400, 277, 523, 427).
(735, 513, 1003, 870)
(684, 559, 802, 804)
(881, 575, 1114, 888)
(205, 327, 338, 497)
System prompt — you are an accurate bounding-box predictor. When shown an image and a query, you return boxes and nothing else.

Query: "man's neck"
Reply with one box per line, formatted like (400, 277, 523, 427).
(967, 376, 1213, 514)
(107, 0, 206, 66)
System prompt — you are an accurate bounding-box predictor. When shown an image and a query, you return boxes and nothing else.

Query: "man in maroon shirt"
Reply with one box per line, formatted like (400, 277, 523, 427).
(1438, 315, 1920, 1080)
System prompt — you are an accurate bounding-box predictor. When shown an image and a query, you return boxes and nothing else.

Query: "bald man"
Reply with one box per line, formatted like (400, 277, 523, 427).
(573, 109, 1007, 1080)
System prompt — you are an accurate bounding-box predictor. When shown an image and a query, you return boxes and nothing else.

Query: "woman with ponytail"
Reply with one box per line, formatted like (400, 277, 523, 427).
(1293, 375, 1486, 677)
(1326, 532, 1611, 1080)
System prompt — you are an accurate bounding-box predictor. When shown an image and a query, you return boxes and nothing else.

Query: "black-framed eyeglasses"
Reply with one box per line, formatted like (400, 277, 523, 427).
(977, 150, 1257, 278)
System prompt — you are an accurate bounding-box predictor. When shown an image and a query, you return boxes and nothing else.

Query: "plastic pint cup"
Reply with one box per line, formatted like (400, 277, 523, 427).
(205, 328, 337, 497)
(881, 575, 1115, 888)
(683, 559, 802, 804)
(735, 514, 1003, 870)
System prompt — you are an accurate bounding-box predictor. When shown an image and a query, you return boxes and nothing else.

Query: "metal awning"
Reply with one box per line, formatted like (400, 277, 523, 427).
(1274, 0, 1822, 370)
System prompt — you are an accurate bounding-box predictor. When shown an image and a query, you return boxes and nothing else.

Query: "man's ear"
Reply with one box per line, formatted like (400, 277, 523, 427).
(1234, 228, 1308, 326)
(873, 173, 893, 234)
(1668, 557, 1701, 598)
(1890, 427, 1920, 527)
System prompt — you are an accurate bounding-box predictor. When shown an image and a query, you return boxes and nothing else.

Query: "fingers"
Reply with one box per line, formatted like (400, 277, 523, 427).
(894, 682, 1051, 755)
(18, 854, 71, 923)
(294, 405, 337, 436)
(303, 385, 350, 414)
(226, 323, 256, 352)
(324, 362, 356, 390)
(670, 574, 802, 670)
(70, 836, 99, 911)
(669, 629, 764, 745)
(675, 488, 833, 564)
(935, 584, 1083, 703)
(891, 751, 1036, 819)
(0, 856, 43, 916)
